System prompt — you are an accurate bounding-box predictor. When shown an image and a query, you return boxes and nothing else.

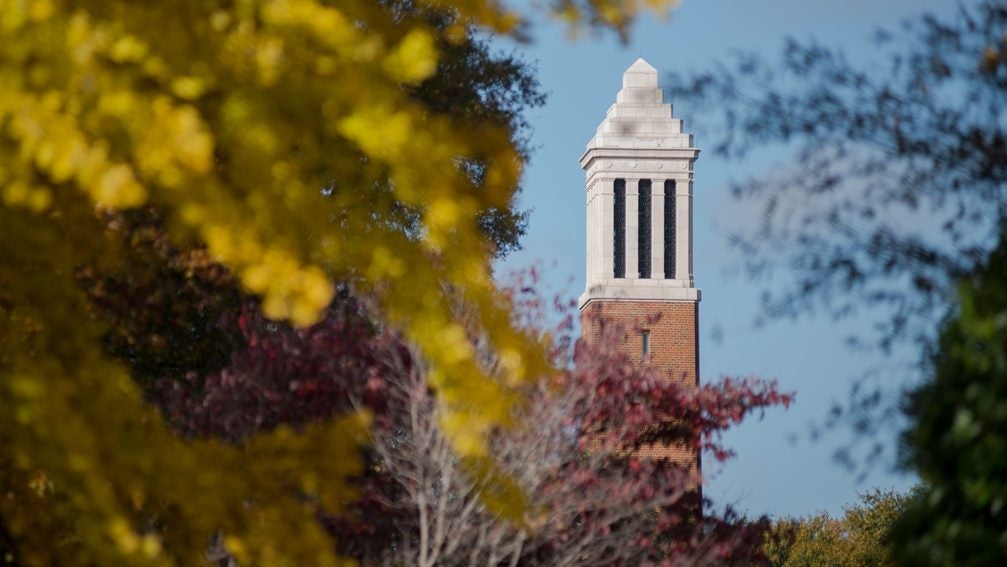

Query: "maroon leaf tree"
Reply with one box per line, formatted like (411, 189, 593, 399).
(140, 270, 790, 565)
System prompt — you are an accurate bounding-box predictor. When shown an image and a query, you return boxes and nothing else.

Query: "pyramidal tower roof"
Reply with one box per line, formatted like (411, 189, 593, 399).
(581, 58, 696, 156)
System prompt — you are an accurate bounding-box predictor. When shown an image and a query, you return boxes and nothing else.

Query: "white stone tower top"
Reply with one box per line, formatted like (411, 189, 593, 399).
(579, 58, 701, 309)
(585, 58, 695, 152)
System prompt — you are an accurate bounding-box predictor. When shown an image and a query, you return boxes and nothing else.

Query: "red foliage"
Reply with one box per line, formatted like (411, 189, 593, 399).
(571, 332, 792, 462)
(512, 317, 791, 565)
(143, 273, 790, 565)
(154, 297, 394, 441)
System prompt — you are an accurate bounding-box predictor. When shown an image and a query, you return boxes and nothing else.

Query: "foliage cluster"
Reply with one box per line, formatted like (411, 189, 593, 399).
(763, 489, 910, 567)
(186, 279, 792, 565)
(666, 0, 1007, 562)
(0, 0, 712, 564)
(894, 228, 1007, 566)
(77, 243, 793, 565)
(665, 0, 1007, 457)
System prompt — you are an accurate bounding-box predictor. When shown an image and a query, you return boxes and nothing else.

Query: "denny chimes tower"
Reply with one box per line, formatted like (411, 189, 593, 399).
(579, 59, 700, 462)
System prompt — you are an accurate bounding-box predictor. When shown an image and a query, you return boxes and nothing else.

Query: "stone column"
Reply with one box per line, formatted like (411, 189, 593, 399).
(626, 179, 639, 280)
(597, 178, 615, 280)
(586, 178, 609, 281)
(675, 176, 692, 283)
(651, 179, 665, 279)
(585, 180, 594, 283)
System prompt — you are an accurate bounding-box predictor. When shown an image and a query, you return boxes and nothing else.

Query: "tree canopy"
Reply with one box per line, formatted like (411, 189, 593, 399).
(0, 0, 682, 564)
(763, 489, 910, 567)
(893, 228, 1007, 566)
(143, 278, 789, 565)
(664, 0, 1007, 561)
(665, 0, 1007, 461)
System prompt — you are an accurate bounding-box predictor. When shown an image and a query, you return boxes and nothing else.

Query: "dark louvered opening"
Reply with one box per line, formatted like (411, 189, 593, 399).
(664, 179, 676, 279)
(614, 179, 625, 278)
(638, 180, 651, 278)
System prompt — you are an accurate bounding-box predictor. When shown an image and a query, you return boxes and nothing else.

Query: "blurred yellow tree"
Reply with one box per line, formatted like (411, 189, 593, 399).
(0, 0, 677, 564)
(763, 489, 912, 567)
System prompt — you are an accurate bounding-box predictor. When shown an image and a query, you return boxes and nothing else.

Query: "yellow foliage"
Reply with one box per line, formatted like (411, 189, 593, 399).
(383, 29, 439, 83)
(0, 0, 679, 563)
(552, 0, 679, 40)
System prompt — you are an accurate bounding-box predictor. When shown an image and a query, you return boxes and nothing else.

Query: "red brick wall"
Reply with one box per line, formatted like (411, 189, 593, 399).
(580, 300, 698, 387)
(580, 299, 700, 469)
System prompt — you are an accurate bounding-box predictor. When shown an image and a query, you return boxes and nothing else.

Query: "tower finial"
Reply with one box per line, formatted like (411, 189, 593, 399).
(623, 58, 658, 88)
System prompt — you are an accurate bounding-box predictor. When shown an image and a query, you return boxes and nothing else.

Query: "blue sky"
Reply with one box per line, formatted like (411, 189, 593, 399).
(494, 0, 959, 518)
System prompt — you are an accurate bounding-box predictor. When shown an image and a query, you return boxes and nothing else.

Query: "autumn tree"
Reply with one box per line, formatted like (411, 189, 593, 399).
(762, 489, 911, 567)
(75, 0, 548, 391)
(0, 0, 680, 565)
(664, 0, 1007, 461)
(147, 276, 789, 565)
(664, 1, 1007, 562)
(359, 284, 789, 566)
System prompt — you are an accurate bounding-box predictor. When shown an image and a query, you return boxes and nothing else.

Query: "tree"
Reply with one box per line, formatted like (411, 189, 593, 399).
(358, 286, 790, 565)
(0, 0, 681, 564)
(136, 275, 789, 565)
(75, 1, 549, 389)
(664, 0, 1007, 461)
(75, 209, 244, 390)
(662, 2, 1007, 561)
(399, 3, 545, 259)
(763, 489, 911, 567)
(892, 228, 1007, 566)
(72, 9, 546, 394)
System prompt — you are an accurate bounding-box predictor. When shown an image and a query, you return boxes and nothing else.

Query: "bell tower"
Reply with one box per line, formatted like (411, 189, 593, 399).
(579, 58, 701, 461)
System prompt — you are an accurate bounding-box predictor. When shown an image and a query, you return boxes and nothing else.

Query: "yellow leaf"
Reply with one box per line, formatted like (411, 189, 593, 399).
(383, 29, 438, 83)
(94, 164, 146, 207)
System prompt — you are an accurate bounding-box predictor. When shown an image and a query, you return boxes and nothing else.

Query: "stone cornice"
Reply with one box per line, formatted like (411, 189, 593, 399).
(579, 147, 700, 169)
(578, 282, 701, 310)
